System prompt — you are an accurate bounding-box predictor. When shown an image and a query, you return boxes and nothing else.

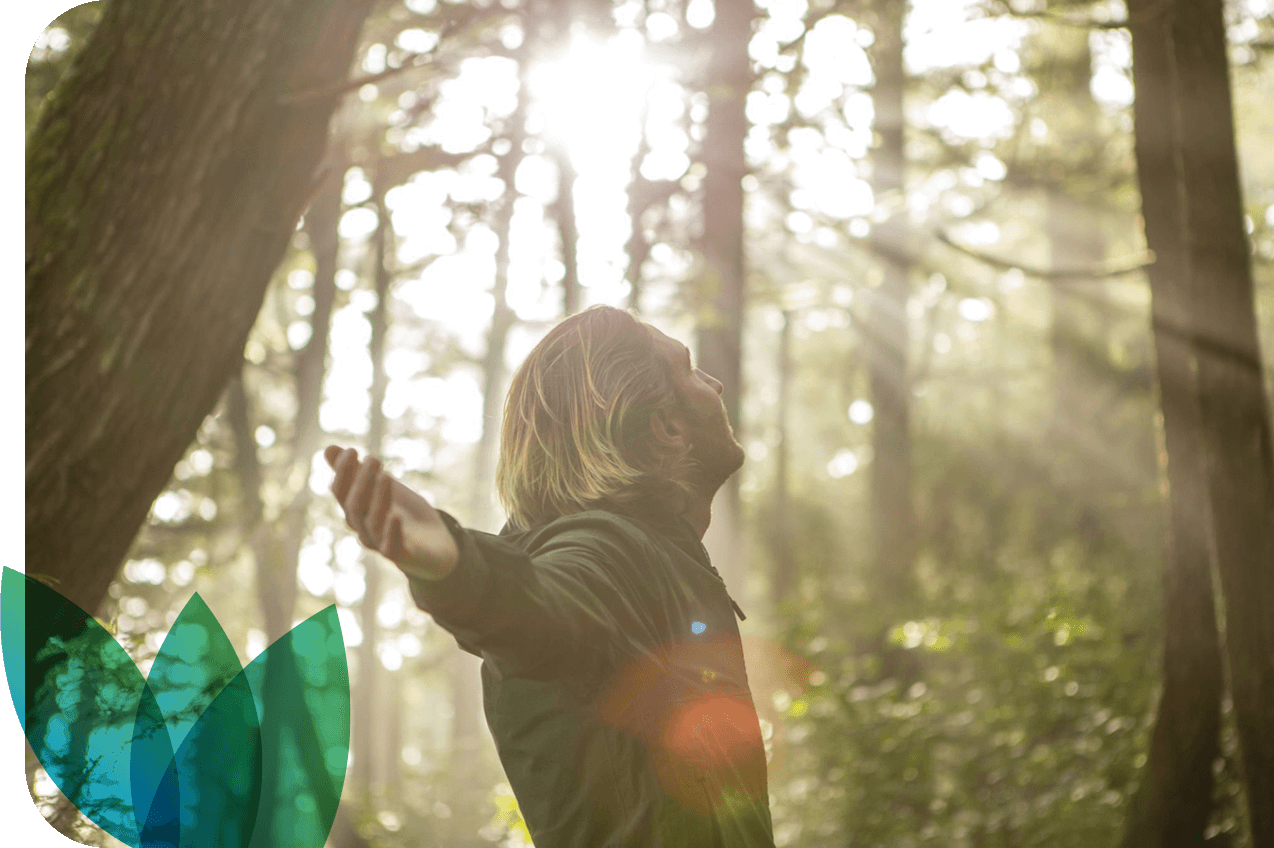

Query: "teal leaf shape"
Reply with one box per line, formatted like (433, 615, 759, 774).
(133, 593, 261, 848)
(242, 605, 349, 848)
(3, 567, 161, 846)
(2, 568, 349, 848)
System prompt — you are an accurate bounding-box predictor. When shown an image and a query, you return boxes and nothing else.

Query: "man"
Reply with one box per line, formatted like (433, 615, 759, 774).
(325, 305, 775, 847)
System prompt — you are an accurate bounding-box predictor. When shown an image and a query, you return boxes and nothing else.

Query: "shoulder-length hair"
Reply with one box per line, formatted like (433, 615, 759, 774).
(496, 305, 696, 530)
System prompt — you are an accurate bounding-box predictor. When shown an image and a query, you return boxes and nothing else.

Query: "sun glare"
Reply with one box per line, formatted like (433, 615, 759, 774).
(522, 31, 686, 302)
(526, 31, 662, 173)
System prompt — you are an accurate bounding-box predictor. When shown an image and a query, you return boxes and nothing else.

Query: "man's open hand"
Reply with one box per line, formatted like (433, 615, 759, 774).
(324, 445, 459, 581)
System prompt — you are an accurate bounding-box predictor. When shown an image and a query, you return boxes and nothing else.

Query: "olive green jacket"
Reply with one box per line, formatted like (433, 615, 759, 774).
(408, 497, 776, 848)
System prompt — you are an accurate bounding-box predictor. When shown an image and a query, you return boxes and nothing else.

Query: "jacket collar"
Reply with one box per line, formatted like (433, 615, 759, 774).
(602, 494, 747, 621)
(604, 494, 697, 540)
(498, 494, 747, 620)
(498, 494, 701, 557)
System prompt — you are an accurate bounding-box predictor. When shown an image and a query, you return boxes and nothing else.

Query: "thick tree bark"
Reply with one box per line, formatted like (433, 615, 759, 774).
(1121, 2, 1224, 845)
(696, 0, 752, 595)
(25, 0, 371, 615)
(1165, 1, 1274, 842)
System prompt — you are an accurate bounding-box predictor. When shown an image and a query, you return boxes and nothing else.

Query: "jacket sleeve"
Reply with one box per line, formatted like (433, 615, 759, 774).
(406, 510, 656, 681)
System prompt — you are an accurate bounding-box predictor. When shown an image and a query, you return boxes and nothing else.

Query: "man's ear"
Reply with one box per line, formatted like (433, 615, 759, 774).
(649, 404, 691, 454)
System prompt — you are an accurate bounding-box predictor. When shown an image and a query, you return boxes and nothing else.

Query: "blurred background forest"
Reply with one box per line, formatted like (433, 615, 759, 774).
(22, 0, 1274, 846)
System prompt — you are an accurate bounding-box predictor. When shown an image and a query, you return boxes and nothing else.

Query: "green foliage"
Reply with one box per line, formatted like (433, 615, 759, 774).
(757, 405, 1160, 844)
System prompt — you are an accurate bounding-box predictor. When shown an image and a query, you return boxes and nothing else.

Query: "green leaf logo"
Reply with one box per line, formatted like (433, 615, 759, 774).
(2, 567, 350, 847)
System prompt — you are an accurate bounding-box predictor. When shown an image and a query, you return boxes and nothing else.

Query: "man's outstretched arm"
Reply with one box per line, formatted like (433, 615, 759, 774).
(323, 444, 649, 680)
(325, 444, 459, 581)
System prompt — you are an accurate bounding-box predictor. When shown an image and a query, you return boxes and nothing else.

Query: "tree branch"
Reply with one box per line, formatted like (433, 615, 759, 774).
(281, 7, 482, 104)
(984, 0, 1172, 30)
(936, 229, 1152, 281)
(282, 52, 442, 104)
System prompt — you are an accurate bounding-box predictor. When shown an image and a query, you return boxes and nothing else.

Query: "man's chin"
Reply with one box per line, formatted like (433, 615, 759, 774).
(714, 442, 746, 488)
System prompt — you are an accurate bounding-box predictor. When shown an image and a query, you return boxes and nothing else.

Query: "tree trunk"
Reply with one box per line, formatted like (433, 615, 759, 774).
(771, 310, 795, 611)
(445, 91, 528, 846)
(1042, 26, 1113, 498)
(696, 0, 752, 596)
(221, 163, 344, 847)
(1166, 1, 1274, 842)
(25, 0, 370, 615)
(866, 0, 917, 633)
(294, 159, 345, 494)
(1121, 2, 1224, 845)
(352, 176, 395, 797)
(550, 144, 581, 316)
(623, 96, 661, 313)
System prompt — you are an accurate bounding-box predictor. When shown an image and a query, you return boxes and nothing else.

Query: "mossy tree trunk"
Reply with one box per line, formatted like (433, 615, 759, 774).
(25, 0, 371, 615)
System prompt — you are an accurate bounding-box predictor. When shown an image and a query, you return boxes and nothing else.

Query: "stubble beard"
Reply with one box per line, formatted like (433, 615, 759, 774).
(687, 409, 745, 498)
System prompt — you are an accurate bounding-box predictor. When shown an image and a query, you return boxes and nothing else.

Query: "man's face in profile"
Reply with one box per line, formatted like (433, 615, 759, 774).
(644, 324, 745, 495)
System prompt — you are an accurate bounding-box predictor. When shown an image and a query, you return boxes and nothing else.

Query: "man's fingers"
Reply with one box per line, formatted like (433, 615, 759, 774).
(368, 474, 393, 546)
(344, 455, 382, 534)
(323, 445, 343, 467)
(369, 471, 392, 537)
(383, 514, 405, 562)
(330, 448, 360, 503)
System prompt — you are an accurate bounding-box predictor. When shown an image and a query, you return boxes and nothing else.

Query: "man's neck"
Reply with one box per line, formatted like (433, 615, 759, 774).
(681, 492, 712, 539)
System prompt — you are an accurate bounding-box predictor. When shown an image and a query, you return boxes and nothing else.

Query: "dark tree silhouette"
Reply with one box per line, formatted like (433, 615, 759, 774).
(1125, 1, 1274, 845)
(1121, 2, 1224, 845)
(26, 0, 372, 614)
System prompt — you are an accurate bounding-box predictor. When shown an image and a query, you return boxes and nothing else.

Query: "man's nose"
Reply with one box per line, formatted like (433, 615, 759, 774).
(706, 373, 724, 395)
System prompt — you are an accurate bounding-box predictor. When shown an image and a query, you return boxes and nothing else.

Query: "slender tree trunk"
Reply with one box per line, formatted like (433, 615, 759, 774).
(445, 93, 528, 847)
(696, 0, 753, 596)
(222, 160, 342, 840)
(623, 97, 658, 313)
(255, 164, 344, 644)
(26, 0, 370, 616)
(771, 310, 795, 611)
(1121, 2, 1224, 845)
(1167, 1, 1274, 842)
(295, 158, 345, 487)
(1043, 28, 1113, 498)
(866, 0, 917, 633)
(384, 667, 403, 792)
(352, 176, 395, 797)
(550, 144, 581, 315)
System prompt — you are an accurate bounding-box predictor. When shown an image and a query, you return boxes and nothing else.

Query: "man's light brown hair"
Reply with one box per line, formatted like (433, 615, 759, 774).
(496, 305, 697, 530)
